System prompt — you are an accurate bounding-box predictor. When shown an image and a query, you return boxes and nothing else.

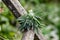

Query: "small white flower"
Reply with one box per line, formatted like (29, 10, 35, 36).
(29, 10, 34, 16)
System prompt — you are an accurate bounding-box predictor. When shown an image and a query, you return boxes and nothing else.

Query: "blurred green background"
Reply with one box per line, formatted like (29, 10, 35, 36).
(0, 0, 60, 40)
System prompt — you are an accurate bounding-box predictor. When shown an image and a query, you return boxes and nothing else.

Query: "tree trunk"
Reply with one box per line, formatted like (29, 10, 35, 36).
(22, 30, 35, 40)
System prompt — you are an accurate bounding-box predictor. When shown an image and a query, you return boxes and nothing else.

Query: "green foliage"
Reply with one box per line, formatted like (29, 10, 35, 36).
(17, 11, 45, 32)
(0, 2, 18, 40)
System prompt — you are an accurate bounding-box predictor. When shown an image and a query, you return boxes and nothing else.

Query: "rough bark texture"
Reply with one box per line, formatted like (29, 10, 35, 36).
(9, 0, 27, 15)
(22, 30, 35, 40)
(35, 28, 47, 40)
(2, 0, 27, 18)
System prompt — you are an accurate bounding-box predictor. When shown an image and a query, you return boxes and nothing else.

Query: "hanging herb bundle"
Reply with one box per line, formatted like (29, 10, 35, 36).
(17, 10, 45, 32)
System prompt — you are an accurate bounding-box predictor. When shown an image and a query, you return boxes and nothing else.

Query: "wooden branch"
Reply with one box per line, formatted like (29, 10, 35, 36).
(9, 0, 27, 15)
(2, 0, 27, 18)
(35, 28, 47, 40)
(22, 30, 35, 40)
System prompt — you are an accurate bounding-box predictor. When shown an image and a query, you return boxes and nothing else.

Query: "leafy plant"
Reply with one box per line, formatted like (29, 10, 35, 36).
(17, 10, 45, 32)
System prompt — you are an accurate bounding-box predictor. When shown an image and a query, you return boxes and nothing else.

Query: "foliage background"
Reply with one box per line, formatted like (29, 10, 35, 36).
(0, 0, 60, 40)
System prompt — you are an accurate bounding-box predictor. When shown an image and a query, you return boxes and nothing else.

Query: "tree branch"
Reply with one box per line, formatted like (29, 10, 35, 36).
(2, 0, 27, 18)
(35, 28, 47, 40)
(22, 30, 35, 40)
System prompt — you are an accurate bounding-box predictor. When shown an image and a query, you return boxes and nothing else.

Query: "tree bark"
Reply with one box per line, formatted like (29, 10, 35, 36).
(22, 30, 35, 40)
(35, 28, 47, 40)
(2, 0, 27, 18)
